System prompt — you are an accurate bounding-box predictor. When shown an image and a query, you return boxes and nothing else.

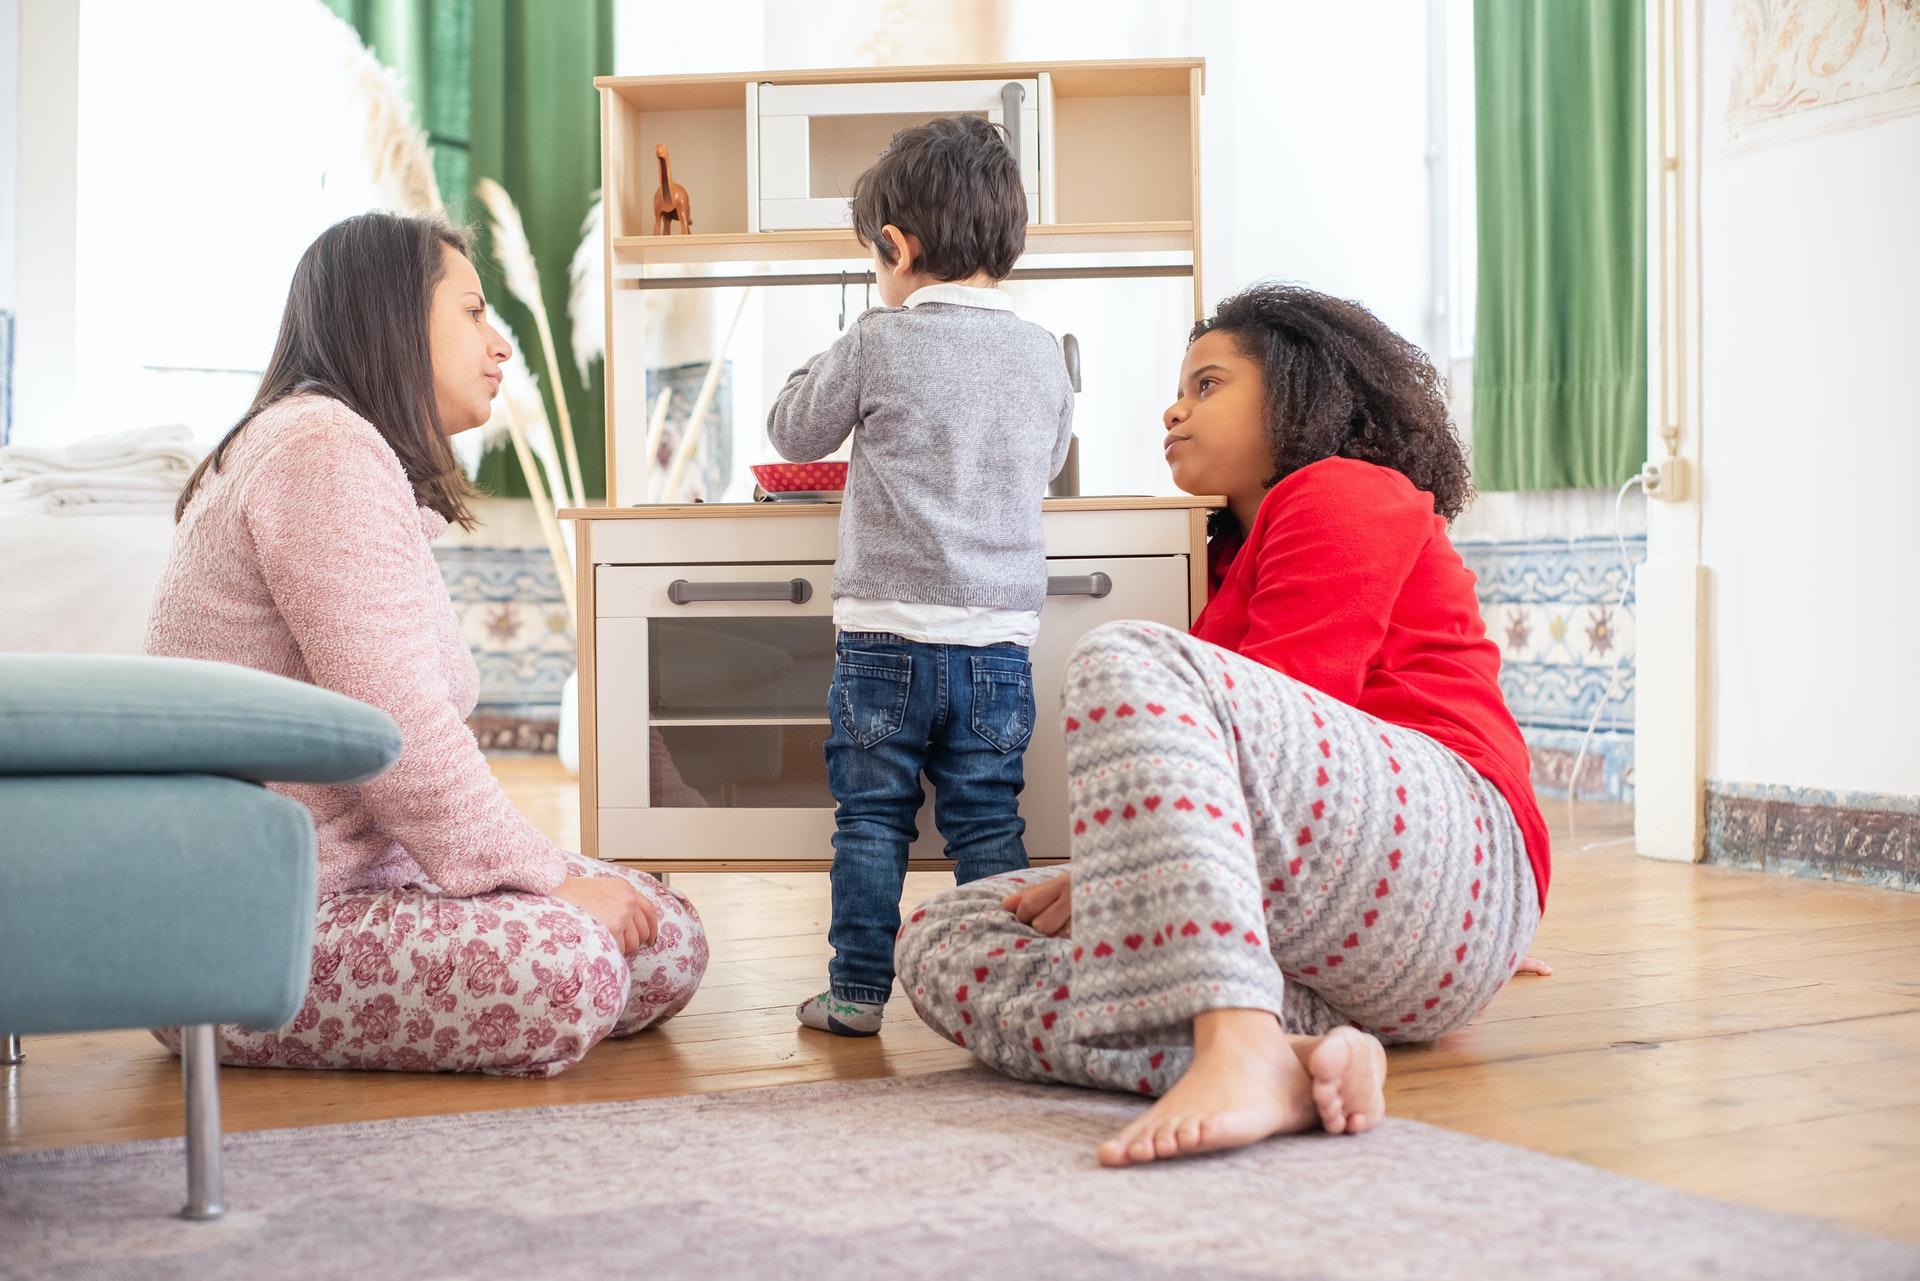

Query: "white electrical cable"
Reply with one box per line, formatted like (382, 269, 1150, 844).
(1567, 474, 1647, 853)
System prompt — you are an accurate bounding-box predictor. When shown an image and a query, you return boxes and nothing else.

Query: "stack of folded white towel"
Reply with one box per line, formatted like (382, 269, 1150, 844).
(0, 424, 201, 514)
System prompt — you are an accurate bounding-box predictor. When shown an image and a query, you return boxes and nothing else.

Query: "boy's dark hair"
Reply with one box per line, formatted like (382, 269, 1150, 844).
(850, 114, 1027, 282)
(1193, 282, 1474, 530)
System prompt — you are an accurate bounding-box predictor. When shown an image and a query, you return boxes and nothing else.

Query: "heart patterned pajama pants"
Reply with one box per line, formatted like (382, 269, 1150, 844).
(896, 620, 1540, 1096)
(154, 852, 709, 1078)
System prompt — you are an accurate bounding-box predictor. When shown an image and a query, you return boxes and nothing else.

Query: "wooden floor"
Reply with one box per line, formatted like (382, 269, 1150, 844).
(8, 758, 1919, 1242)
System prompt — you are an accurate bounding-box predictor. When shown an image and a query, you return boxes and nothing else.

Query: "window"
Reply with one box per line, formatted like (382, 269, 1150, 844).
(71, 1, 387, 444)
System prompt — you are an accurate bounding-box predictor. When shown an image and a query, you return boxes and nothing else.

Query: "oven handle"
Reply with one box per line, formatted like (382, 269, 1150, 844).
(1046, 572, 1112, 600)
(1000, 81, 1026, 170)
(667, 578, 814, 606)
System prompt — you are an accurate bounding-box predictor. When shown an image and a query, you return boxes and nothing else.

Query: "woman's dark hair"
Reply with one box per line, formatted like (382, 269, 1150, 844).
(1192, 282, 1472, 533)
(850, 114, 1027, 281)
(176, 212, 483, 529)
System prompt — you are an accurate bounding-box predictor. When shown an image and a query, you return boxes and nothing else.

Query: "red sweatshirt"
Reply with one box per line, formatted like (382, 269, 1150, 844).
(1192, 457, 1549, 907)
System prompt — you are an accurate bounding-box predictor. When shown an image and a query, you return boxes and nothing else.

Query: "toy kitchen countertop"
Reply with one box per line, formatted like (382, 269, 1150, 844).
(559, 496, 1223, 599)
(559, 495, 1221, 520)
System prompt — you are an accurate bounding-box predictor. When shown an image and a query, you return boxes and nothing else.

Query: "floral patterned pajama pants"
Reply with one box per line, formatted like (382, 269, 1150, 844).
(155, 852, 708, 1078)
(896, 620, 1540, 1096)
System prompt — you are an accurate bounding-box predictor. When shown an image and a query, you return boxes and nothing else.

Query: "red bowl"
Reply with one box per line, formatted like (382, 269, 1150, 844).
(751, 461, 848, 493)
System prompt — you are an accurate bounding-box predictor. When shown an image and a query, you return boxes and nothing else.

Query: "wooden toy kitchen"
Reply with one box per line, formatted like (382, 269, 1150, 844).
(566, 58, 1219, 873)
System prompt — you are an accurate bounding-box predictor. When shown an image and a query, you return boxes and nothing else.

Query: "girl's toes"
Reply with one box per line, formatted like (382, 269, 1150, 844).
(1101, 1118, 1150, 1165)
(1176, 1116, 1204, 1150)
(1312, 1077, 1345, 1133)
(1152, 1125, 1181, 1159)
(1128, 1134, 1158, 1164)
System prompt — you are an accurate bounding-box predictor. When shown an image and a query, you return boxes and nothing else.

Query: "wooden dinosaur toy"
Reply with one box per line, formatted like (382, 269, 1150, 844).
(652, 144, 692, 235)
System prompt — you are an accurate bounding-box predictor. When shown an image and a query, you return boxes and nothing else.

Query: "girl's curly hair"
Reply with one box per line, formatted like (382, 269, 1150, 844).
(1192, 282, 1472, 531)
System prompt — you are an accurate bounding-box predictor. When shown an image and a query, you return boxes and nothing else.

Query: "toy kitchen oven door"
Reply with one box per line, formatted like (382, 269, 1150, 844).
(747, 76, 1051, 231)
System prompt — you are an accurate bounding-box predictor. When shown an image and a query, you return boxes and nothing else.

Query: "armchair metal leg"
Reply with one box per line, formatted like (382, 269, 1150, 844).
(4, 1035, 20, 1142)
(179, 1024, 225, 1221)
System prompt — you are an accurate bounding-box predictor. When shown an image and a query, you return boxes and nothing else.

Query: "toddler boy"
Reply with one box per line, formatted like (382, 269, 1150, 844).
(768, 114, 1074, 1035)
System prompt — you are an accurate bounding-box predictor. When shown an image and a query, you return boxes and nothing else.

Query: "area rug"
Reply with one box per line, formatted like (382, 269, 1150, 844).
(3, 1070, 1913, 1280)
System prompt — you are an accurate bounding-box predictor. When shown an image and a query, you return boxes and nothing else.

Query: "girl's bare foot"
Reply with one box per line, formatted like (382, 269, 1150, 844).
(1290, 1026, 1388, 1134)
(1097, 1009, 1317, 1167)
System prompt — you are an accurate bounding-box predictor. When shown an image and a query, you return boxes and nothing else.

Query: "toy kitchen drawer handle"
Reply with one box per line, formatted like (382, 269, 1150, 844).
(1046, 572, 1112, 599)
(667, 578, 814, 606)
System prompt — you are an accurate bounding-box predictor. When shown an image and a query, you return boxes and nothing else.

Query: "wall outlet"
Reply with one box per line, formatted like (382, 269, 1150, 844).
(1641, 457, 1690, 501)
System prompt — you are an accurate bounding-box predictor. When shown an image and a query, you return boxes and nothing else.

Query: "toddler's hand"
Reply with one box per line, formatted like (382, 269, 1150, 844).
(1002, 872, 1072, 938)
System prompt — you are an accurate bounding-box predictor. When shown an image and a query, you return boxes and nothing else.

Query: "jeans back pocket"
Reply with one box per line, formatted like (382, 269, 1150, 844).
(968, 651, 1034, 753)
(834, 650, 913, 749)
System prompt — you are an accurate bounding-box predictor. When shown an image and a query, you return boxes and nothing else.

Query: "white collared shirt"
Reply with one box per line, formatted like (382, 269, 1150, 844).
(900, 282, 1016, 311)
(833, 597, 1040, 647)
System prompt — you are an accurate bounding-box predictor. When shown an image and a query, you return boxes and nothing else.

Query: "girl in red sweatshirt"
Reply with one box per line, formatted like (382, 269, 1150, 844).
(897, 283, 1547, 1165)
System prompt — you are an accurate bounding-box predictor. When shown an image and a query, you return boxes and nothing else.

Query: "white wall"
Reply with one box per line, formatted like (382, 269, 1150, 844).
(1697, 5, 1920, 797)
(11, 0, 78, 446)
(0, 0, 19, 317)
(1200, 2, 1434, 349)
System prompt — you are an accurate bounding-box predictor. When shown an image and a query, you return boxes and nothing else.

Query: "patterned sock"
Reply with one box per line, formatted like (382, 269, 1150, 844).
(796, 990, 884, 1037)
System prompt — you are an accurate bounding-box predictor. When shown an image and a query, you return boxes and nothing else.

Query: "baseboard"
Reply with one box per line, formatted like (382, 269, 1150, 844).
(1705, 781, 1920, 891)
(1526, 728, 1635, 802)
(469, 713, 560, 754)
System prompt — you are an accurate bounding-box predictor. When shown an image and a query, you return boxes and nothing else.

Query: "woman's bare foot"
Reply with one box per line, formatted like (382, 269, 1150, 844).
(1097, 1009, 1317, 1167)
(1289, 1026, 1388, 1134)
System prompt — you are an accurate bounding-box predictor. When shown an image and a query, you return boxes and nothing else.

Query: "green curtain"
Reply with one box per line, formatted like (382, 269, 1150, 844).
(326, 0, 613, 500)
(1471, 0, 1645, 491)
(324, 0, 473, 226)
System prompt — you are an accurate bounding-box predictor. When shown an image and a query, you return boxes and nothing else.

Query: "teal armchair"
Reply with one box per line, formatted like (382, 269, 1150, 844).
(0, 655, 401, 1219)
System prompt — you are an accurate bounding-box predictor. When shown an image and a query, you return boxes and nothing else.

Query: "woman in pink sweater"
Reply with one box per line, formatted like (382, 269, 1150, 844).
(147, 212, 707, 1076)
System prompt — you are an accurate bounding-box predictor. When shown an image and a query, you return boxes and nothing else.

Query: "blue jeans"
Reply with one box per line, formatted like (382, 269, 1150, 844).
(826, 632, 1035, 1004)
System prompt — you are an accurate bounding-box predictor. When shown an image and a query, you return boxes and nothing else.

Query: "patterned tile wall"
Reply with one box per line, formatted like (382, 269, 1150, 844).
(1707, 781, 1919, 892)
(1457, 536, 1646, 801)
(433, 544, 573, 752)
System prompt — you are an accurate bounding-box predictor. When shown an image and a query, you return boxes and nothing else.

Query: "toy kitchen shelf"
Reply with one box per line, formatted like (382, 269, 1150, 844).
(594, 57, 1206, 507)
(570, 59, 1214, 874)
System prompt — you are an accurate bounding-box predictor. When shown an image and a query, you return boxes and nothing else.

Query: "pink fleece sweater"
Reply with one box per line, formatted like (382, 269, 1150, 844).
(146, 394, 571, 898)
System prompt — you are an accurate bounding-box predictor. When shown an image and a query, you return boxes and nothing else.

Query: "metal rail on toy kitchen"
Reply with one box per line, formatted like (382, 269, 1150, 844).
(619, 264, 1193, 291)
